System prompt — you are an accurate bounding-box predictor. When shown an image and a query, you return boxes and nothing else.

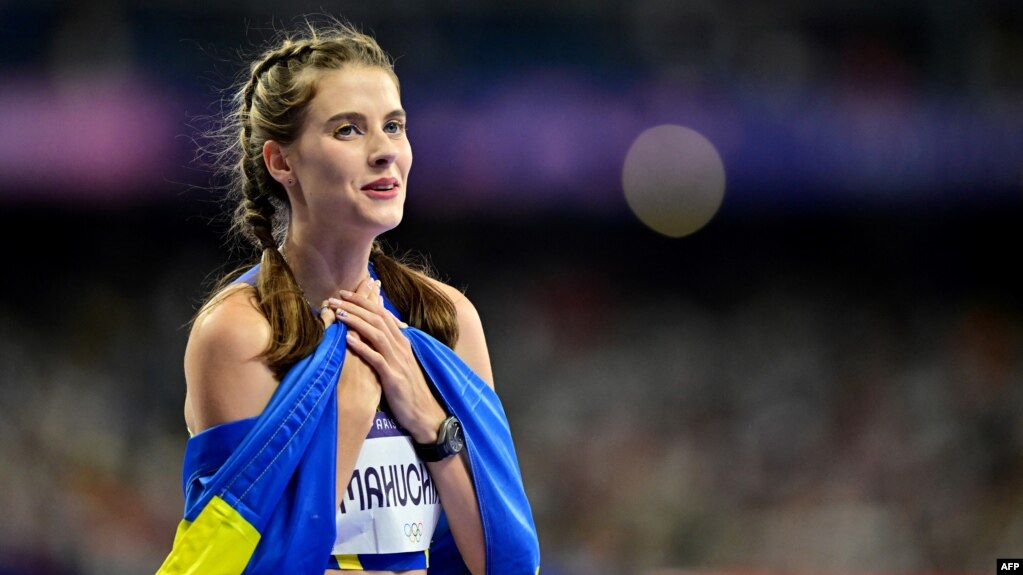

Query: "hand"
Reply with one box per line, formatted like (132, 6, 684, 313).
(329, 276, 447, 444)
(320, 279, 382, 415)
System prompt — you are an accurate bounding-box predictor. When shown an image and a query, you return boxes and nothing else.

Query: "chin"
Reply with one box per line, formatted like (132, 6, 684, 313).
(373, 210, 404, 233)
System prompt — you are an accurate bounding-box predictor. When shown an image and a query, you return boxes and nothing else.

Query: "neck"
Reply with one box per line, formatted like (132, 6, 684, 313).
(281, 235, 375, 307)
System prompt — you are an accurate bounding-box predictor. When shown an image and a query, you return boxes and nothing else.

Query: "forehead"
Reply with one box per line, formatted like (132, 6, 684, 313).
(304, 66, 402, 119)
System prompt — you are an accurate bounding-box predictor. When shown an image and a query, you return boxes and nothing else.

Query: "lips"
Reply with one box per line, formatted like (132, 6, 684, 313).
(361, 178, 399, 192)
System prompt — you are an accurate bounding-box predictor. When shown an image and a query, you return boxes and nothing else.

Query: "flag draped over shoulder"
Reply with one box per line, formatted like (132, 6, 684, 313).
(156, 320, 540, 574)
(405, 328, 541, 575)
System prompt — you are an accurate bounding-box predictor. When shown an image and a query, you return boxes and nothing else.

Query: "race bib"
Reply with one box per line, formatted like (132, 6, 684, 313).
(333, 411, 442, 554)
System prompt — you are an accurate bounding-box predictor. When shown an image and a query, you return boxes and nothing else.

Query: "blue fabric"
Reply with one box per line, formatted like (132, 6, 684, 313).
(177, 264, 540, 574)
(181, 323, 344, 574)
(405, 327, 541, 574)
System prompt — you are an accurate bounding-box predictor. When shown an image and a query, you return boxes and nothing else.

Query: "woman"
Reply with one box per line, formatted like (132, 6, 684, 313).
(157, 16, 539, 575)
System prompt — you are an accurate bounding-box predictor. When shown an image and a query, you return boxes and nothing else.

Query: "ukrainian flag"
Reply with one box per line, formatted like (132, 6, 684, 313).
(157, 321, 344, 574)
(156, 319, 540, 574)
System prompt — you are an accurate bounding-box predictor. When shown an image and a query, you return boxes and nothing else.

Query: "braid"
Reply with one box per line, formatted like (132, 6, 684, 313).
(238, 148, 320, 377)
(234, 40, 325, 378)
(238, 155, 277, 250)
(242, 42, 318, 117)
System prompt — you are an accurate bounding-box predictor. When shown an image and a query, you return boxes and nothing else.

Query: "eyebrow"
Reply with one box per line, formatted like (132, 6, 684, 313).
(325, 109, 406, 125)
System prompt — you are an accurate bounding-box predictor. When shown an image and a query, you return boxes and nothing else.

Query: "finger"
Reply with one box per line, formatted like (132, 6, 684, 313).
(379, 306, 410, 334)
(341, 305, 413, 374)
(331, 276, 375, 316)
(337, 294, 396, 339)
(335, 303, 391, 350)
(338, 286, 386, 316)
(358, 305, 407, 355)
(349, 275, 378, 304)
(370, 277, 383, 304)
(334, 293, 384, 324)
(344, 328, 389, 375)
(336, 281, 394, 346)
(318, 299, 336, 328)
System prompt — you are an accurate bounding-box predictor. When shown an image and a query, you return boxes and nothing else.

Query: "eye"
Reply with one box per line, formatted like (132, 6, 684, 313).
(383, 119, 406, 136)
(333, 123, 364, 138)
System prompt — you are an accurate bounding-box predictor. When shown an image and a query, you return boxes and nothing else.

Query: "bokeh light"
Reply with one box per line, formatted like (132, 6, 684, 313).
(622, 124, 726, 238)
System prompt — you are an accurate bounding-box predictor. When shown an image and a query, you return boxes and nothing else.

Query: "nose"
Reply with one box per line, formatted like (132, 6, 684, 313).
(367, 130, 398, 168)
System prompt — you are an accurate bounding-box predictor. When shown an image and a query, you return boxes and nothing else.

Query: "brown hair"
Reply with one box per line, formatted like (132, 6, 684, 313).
(199, 15, 457, 378)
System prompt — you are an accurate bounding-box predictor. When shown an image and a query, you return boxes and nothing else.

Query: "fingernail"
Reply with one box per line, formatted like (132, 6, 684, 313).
(336, 309, 348, 318)
(328, 298, 343, 306)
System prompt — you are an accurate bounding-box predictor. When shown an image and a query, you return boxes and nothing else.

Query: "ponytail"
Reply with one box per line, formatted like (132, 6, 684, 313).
(371, 244, 458, 348)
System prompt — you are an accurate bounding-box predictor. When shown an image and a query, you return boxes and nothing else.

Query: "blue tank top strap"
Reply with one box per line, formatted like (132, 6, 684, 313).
(232, 264, 260, 287)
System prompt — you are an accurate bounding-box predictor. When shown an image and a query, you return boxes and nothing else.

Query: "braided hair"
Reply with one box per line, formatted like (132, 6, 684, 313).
(200, 16, 457, 378)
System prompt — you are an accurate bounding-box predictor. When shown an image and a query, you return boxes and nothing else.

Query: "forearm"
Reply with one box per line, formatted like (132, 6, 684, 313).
(335, 404, 375, 506)
(335, 366, 379, 507)
(429, 452, 486, 575)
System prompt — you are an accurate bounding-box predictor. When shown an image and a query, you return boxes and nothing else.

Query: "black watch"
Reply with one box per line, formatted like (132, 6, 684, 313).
(413, 416, 464, 462)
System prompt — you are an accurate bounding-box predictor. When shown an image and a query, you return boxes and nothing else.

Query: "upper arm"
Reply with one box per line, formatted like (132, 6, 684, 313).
(429, 280, 495, 389)
(183, 286, 280, 434)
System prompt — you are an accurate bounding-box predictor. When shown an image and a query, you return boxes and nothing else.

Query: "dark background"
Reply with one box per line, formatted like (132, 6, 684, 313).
(1, 1, 1021, 573)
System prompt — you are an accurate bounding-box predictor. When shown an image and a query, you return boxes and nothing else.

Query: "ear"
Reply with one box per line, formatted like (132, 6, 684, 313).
(262, 140, 294, 186)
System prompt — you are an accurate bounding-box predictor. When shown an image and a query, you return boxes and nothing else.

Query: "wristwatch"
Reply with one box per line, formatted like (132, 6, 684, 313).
(413, 415, 464, 462)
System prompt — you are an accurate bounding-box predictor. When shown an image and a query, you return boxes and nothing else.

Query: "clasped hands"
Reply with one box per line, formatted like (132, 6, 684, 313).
(318, 276, 446, 444)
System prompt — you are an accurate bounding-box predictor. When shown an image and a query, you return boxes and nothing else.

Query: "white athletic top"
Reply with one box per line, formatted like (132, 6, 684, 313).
(333, 410, 441, 556)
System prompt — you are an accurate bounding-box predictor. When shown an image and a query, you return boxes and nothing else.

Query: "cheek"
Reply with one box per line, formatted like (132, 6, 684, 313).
(331, 154, 364, 182)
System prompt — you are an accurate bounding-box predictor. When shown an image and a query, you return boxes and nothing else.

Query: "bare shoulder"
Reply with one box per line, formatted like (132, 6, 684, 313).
(188, 284, 271, 355)
(184, 284, 278, 433)
(422, 275, 495, 389)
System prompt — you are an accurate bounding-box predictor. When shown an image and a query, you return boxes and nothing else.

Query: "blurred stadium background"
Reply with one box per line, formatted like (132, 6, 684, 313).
(1, 0, 1021, 573)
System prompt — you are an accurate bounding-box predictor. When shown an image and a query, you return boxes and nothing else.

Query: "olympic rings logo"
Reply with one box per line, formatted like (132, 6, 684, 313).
(403, 522, 424, 543)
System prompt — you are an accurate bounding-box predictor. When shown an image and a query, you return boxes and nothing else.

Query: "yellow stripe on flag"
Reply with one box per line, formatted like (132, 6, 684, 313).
(156, 496, 261, 575)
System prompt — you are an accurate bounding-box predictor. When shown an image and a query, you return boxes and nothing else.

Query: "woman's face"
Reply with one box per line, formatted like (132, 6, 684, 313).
(286, 66, 411, 239)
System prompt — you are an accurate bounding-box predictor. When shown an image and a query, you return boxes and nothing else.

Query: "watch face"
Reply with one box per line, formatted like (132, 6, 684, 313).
(449, 419, 464, 453)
